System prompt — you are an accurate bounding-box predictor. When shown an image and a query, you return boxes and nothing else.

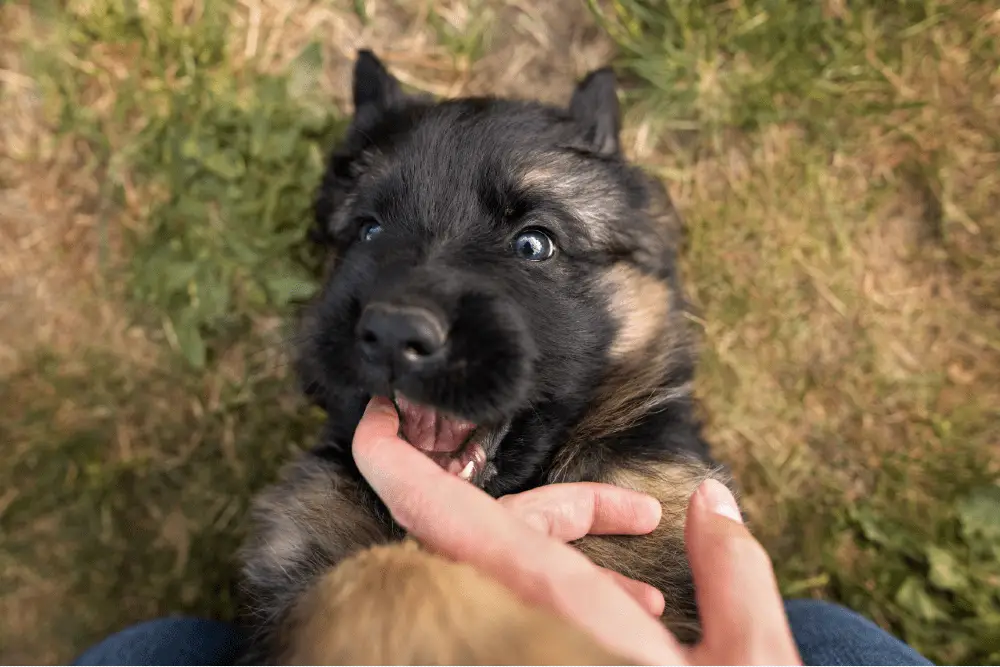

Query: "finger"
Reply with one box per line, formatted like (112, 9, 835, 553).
(499, 483, 662, 542)
(352, 396, 515, 547)
(685, 479, 801, 665)
(352, 398, 684, 665)
(498, 483, 665, 617)
(599, 567, 666, 617)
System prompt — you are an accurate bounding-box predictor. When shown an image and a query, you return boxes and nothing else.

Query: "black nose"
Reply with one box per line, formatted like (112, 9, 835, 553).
(356, 303, 448, 372)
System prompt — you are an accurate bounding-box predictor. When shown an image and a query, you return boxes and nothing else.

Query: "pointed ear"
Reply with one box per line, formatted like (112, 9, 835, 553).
(568, 67, 621, 156)
(353, 50, 405, 116)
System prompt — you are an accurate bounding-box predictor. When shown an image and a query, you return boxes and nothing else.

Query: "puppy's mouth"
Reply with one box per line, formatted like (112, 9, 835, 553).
(392, 393, 506, 486)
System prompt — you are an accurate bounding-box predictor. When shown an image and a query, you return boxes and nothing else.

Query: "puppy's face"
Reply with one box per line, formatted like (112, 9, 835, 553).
(301, 52, 681, 495)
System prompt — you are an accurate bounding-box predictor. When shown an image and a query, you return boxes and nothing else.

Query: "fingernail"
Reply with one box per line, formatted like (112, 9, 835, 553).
(365, 395, 396, 416)
(697, 479, 743, 524)
(640, 495, 663, 528)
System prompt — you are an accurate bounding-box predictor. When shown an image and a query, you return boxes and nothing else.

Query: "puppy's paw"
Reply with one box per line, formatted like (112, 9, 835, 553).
(278, 542, 629, 665)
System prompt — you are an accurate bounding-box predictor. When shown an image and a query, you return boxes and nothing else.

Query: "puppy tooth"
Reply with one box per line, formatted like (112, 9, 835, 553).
(458, 460, 475, 480)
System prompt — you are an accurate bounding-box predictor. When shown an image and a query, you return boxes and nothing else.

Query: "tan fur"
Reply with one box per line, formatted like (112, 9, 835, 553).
(603, 263, 672, 360)
(516, 157, 624, 244)
(519, 159, 682, 269)
(569, 460, 733, 643)
(550, 263, 692, 483)
(278, 541, 631, 665)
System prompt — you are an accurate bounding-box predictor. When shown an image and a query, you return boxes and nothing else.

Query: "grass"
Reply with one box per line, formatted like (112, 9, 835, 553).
(27, 0, 342, 367)
(595, 0, 1000, 662)
(1, 0, 998, 663)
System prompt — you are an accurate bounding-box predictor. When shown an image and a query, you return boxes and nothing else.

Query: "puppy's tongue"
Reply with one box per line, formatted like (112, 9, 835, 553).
(394, 394, 486, 481)
(395, 394, 475, 452)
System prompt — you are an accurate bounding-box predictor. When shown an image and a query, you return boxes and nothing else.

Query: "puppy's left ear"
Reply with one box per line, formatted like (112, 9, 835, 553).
(568, 67, 621, 156)
(353, 50, 406, 117)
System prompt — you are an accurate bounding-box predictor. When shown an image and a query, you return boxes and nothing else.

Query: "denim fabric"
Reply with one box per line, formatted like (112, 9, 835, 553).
(785, 599, 933, 666)
(73, 617, 248, 666)
(73, 600, 934, 666)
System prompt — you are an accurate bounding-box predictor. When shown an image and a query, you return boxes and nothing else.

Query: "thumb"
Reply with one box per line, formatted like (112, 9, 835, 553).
(685, 479, 801, 665)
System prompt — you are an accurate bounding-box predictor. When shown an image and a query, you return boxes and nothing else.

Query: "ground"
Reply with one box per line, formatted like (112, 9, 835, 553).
(1, 0, 999, 664)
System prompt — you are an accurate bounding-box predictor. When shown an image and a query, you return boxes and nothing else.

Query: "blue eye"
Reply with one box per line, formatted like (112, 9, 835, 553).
(359, 220, 383, 242)
(512, 229, 555, 261)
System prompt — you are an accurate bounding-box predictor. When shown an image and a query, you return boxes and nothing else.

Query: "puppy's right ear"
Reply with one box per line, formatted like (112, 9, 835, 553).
(568, 67, 620, 156)
(353, 50, 405, 117)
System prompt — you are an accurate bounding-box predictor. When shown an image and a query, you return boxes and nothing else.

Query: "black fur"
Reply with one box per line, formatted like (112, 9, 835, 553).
(299, 52, 711, 496)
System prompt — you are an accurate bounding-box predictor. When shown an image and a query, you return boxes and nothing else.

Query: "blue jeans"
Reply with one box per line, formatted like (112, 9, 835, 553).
(72, 599, 932, 666)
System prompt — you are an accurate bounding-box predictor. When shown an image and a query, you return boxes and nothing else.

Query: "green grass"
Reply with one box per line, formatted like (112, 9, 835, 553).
(2, 0, 999, 663)
(589, 0, 937, 134)
(30, 0, 343, 367)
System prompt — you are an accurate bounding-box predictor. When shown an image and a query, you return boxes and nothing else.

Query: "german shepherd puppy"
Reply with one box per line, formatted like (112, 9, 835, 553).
(239, 50, 735, 664)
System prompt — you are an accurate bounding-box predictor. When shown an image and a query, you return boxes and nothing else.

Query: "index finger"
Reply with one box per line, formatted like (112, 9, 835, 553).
(498, 483, 662, 542)
(352, 397, 684, 665)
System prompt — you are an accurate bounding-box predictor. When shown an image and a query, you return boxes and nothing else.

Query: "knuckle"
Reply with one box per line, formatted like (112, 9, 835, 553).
(501, 494, 554, 535)
(526, 510, 554, 535)
(574, 490, 599, 521)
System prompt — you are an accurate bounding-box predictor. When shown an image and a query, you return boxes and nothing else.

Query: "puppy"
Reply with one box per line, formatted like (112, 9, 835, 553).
(239, 50, 735, 664)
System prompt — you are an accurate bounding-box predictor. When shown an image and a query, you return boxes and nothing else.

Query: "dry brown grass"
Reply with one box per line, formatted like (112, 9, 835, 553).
(0, 6, 153, 379)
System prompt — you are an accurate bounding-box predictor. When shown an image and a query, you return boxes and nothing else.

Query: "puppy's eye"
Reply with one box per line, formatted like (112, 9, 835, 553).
(512, 228, 555, 261)
(359, 220, 383, 243)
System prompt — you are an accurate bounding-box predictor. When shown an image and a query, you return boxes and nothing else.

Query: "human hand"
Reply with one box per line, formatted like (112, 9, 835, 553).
(352, 396, 802, 665)
(365, 397, 667, 614)
(496, 478, 667, 617)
